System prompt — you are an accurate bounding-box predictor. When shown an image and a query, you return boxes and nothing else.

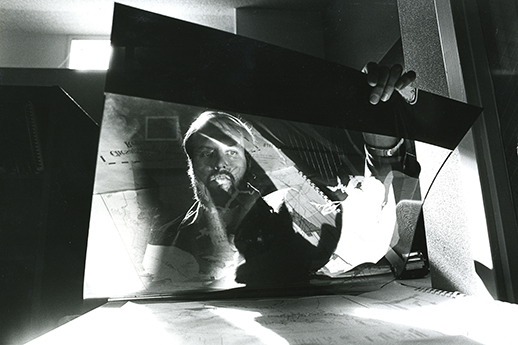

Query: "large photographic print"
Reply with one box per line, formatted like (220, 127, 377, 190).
(86, 94, 423, 297)
(84, 4, 481, 298)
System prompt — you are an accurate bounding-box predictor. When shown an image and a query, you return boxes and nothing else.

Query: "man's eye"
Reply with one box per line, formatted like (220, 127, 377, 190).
(199, 150, 213, 157)
(226, 150, 238, 156)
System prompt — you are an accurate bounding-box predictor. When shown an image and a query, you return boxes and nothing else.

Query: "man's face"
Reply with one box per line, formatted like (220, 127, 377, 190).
(190, 133, 248, 195)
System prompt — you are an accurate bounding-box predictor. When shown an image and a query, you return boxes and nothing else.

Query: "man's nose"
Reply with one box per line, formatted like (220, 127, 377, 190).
(213, 150, 228, 170)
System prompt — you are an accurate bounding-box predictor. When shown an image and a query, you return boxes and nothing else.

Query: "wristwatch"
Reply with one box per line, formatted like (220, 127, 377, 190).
(365, 138, 405, 157)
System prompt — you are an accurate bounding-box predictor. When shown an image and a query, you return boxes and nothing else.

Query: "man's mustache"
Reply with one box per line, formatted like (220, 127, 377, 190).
(207, 170, 235, 185)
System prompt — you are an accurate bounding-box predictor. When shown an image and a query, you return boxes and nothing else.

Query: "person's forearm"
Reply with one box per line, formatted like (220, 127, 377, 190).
(362, 132, 399, 149)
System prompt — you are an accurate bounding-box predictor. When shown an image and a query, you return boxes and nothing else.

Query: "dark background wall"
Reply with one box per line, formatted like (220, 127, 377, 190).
(0, 69, 106, 125)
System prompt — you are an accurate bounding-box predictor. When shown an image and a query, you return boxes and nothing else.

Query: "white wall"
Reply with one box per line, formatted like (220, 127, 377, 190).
(398, 0, 494, 297)
(0, 2, 401, 71)
(235, 8, 326, 59)
(322, 0, 401, 70)
(0, 16, 233, 69)
(235, 1, 402, 71)
(0, 31, 69, 68)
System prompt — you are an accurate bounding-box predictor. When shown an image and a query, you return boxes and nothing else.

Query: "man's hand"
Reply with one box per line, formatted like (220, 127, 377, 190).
(362, 62, 416, 105)
(362, 62, 416, 149)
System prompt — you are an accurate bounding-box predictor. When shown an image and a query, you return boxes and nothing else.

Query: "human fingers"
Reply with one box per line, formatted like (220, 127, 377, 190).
(369, 65, 390, 104)
(395, 70, 416, 90)
(362, 62, 379, 87)
(379, 64, 404, 102)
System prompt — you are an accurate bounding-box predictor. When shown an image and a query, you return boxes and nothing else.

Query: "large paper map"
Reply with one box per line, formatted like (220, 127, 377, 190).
(29, 281, 510, 345)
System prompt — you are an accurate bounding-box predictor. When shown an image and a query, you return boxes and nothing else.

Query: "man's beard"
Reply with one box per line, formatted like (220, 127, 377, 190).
(205, 170, 239, 207)
(208, 171, 235, 194)
(189, 167, 245, 208)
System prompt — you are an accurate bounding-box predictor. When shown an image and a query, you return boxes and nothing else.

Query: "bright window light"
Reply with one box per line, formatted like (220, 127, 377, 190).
(69, 39, 112, 70)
